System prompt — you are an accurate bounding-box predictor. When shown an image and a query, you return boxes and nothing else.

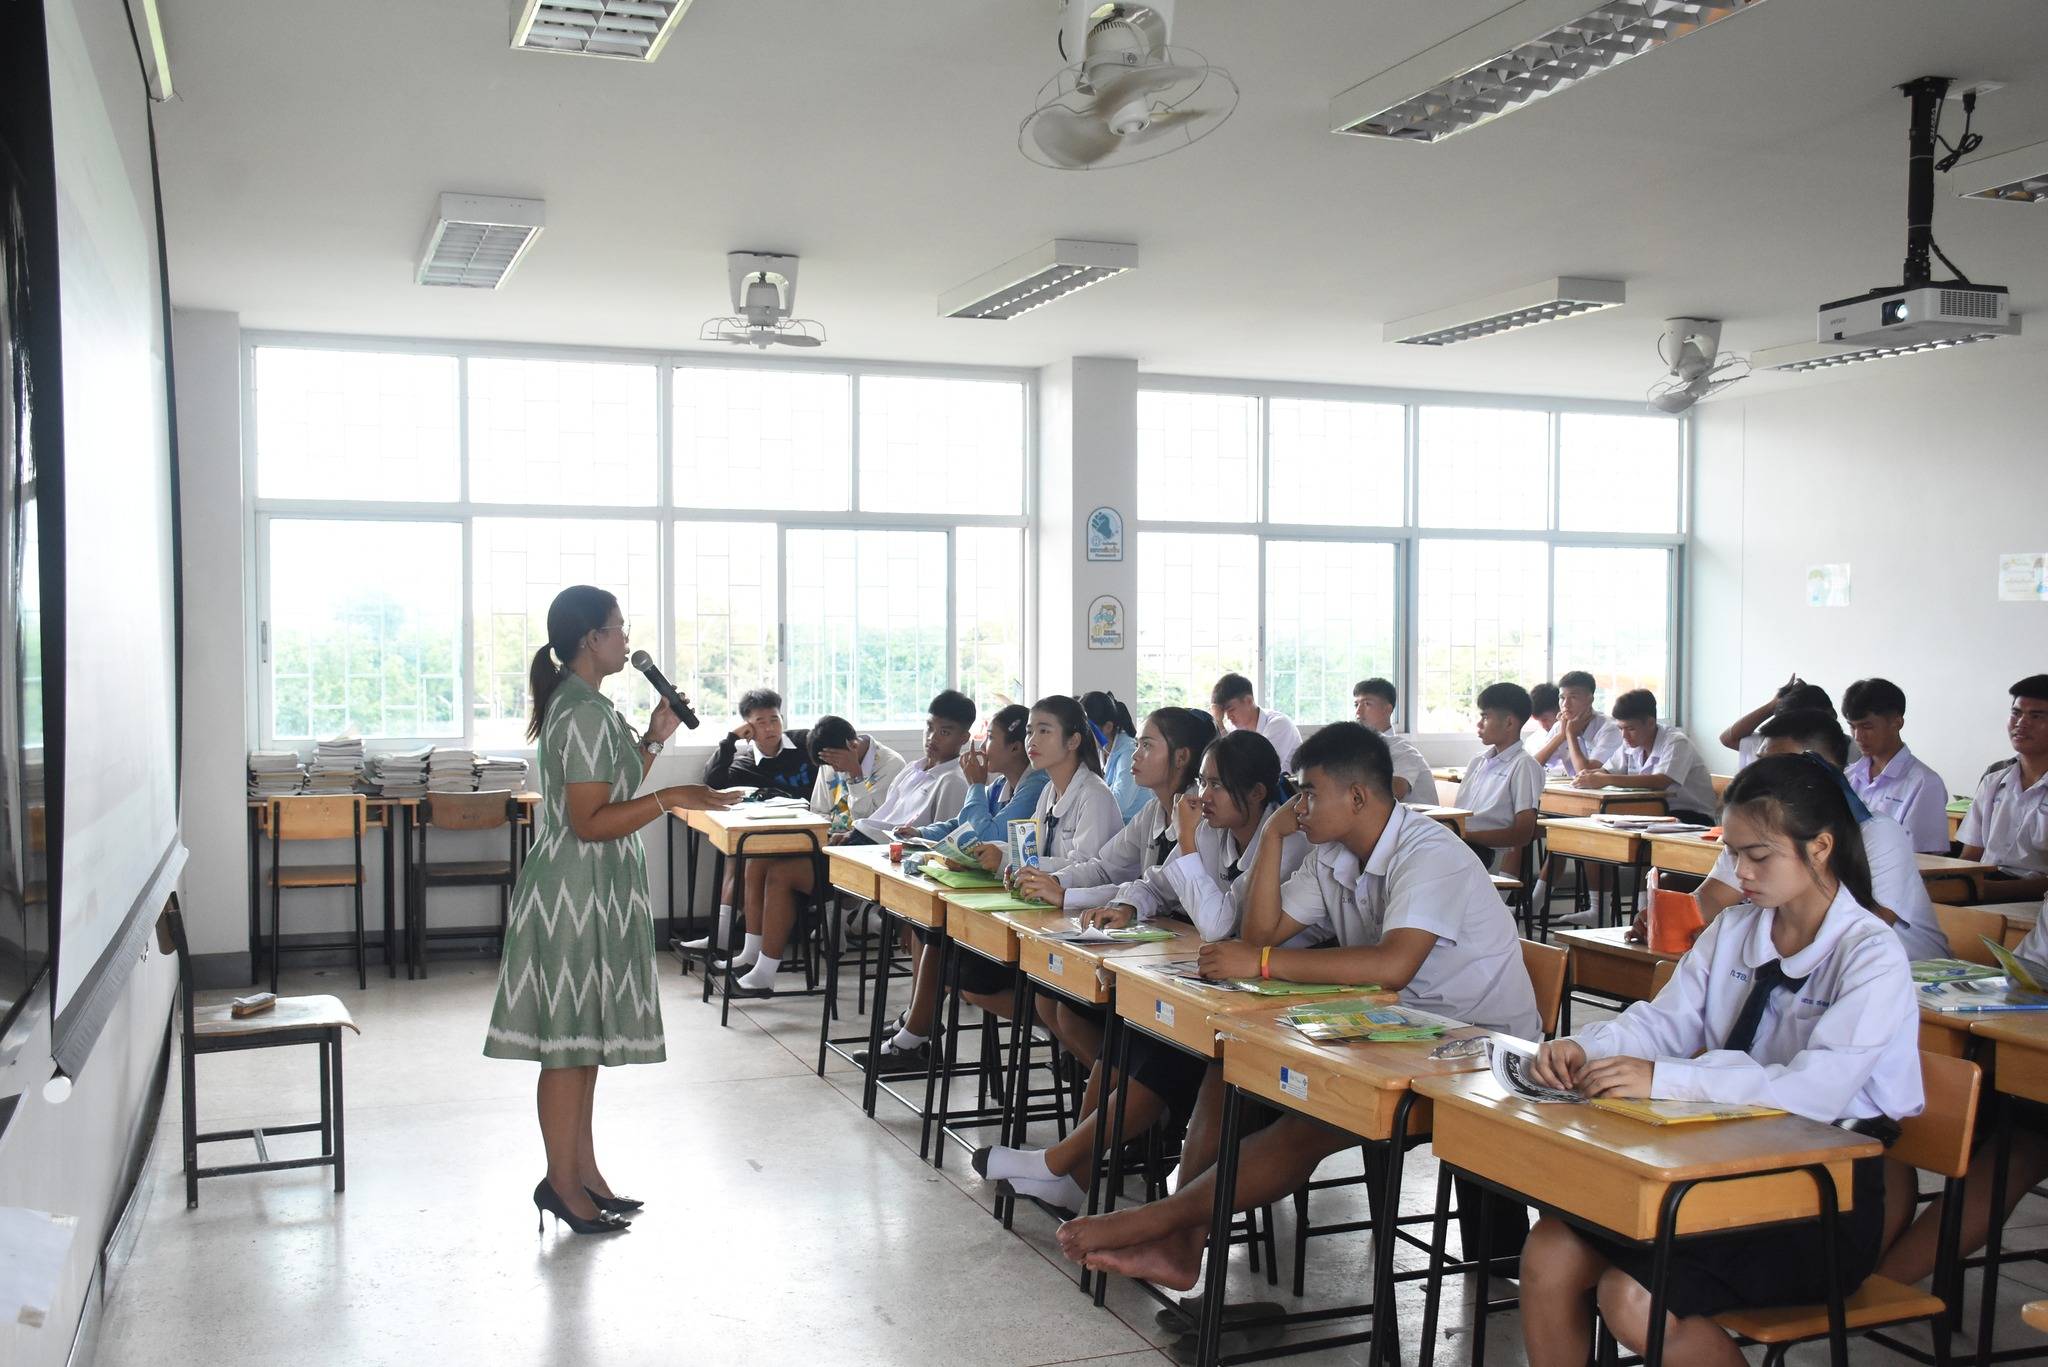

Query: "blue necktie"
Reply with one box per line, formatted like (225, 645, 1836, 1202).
(1724, 960, 1808, 1053)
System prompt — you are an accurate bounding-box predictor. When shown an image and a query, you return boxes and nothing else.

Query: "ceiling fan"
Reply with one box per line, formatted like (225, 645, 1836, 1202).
(1019, 0, 1237, 171)
(1646, 318, 1749, 414)
(700, 251, 825, 349)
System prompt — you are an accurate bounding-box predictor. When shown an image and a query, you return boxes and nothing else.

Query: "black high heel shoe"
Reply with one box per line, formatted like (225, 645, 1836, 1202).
(586, 1187, 644, 1214)
(533, 1179, 630, 1235)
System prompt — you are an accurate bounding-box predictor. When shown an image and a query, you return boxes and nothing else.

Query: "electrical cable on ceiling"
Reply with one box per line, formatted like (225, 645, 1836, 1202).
(1925, 90, 1983, 283)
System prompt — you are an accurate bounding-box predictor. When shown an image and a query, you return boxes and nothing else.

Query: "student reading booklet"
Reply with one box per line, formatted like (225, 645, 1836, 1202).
(1487, 1034, 1787, 1124)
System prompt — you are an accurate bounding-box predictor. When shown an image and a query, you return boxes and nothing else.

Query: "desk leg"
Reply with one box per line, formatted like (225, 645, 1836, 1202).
(717, 847, 745, 1028)
(700, 847, 728, 1002)
(1977, 1095, 2014, 1366)
(1195, 1084, 1248, 1367)
(997, 968, 1033, 1229)
(1371, 1092, 1420, 1367)
(247, 807, 262, 986)
(918, 933, 954, 1161)
(861, 913, 896, 1118)
(383, 810, 397, 978)
(1089, 1008, 1133, 1306)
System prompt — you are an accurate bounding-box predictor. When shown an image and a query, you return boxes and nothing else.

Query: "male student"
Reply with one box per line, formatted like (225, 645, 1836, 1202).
(1056, 723, 1539, 1290)
(1530, 671, 1622, 778)
(1956, 675, 2048, 903)
(723, 714, 907, 996)
(850, 690, 974, 843)
(1211, 672, 1302, 771)
(1522, 681, 1561, 755)
(1350, 677, 1439, 804)
(1572, 688, 1718, 824)
(702, 688, 814, 798)
(1719, 674, 1837, 769)
(1462, 682, 1544, 875)
(1842, 678, 1952, 854)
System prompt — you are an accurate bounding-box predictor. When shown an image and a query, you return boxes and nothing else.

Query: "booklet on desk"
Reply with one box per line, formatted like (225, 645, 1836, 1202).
(1913, 958, 2005, 984)
(1282, 1002, 1457, 1043)
(1987, 937, 2048, 994)
(1487, 1035, 1786, 1123)
(1919, 975, 2048, 1013)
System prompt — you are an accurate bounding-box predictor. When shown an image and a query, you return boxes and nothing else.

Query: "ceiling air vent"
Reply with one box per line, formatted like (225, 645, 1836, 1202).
(416, 195, 545, 289)
(511, 0, 692, 62)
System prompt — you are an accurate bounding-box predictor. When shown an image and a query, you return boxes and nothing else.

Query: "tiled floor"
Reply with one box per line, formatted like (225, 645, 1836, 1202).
(91, 948, 2048, 1366)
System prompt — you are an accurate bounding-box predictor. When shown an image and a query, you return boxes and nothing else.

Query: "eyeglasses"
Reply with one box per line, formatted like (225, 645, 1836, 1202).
(597, 622, 629, 638)
(1194, 776, 1224, 792)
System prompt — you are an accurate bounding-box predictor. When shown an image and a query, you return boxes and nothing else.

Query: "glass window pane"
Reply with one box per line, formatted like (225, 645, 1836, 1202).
(1417, 539, 1550, 732)
(472, 518, 659, 749)
(1268, 398, 1404, 527)
(858, 376, 1024, 515)
(785, 529, 948, 726)
(468, 357, 658, 506)
(1553, 546, 1671, 706)
(956, 527, 1024, 707)
(1135, 531, 1258, 715)
(1558, 413, 1681, 534)
(253, 348, 459, 502)
(1265, 541, 1398, 725)
(1137, 391, 1257, 522)
(268, 519, 461, 739)
(1417, 407, 1549, 530)
(675, 522, 778, 727)
(672, 367, 849, 511)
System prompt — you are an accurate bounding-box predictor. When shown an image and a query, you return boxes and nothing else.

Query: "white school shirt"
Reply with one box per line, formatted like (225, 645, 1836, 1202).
(1278, 804, 1540, 1037)
(1707, 810, 1947, 963)
(1606, 723, 1719, 818)
(1541, 711, 1624, 777)
(1956, 760, 2048, 878)
(1026, 768, 1127, 873)
(1573, 885, 1923, 1124)
(1383, 732, 1439, 805)
(1225, 708, 1303, 772)
(1847, 745, 1951, 855)
(2009, 899, 2048, 963)
(1056, 794, 1175, 912)
(808, 738, 907, 822)
(1163, 805, 1318, 946)
(1459, 743, 1544, 833)
(851, 756, 967, 844)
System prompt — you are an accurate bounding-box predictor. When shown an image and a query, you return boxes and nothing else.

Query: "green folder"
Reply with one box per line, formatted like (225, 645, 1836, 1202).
(943, 890, 1054, 912)
(920, 864, 1004, 889)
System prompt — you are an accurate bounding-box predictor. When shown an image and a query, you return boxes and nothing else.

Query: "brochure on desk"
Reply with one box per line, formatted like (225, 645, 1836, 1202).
(1487, 1035, 1785, 1125)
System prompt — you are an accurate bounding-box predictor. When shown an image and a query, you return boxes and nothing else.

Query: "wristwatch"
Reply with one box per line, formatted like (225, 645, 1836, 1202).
(639, 736, 664, 755)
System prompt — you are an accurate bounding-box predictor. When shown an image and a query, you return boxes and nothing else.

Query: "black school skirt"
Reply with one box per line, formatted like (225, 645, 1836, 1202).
(1578, 1153, 1887, 1320)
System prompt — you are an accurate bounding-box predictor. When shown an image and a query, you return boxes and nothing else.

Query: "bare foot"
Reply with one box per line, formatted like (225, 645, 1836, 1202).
(1058, 1204, 1174, 1259)
(1081, 1228, 1206, 1290)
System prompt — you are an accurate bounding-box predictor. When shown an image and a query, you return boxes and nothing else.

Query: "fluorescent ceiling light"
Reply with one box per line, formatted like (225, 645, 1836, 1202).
(1751, 322, 2022, 374)
(1957, 138, 2048, 204)
(133, 0, 173, 100)
(1331, 0, 1769, 143)
(1385, 276, 1625, 346)
(417, 195, 545, 289)
(511, 0, 692, 61)
(939, 240, 1138, 320)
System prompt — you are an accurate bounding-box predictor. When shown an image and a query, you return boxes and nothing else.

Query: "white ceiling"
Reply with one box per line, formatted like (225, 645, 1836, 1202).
(152, 0, 2048, 401)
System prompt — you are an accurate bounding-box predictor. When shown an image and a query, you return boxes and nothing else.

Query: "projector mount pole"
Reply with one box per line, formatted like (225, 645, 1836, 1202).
(1900, 75, 1951, 290)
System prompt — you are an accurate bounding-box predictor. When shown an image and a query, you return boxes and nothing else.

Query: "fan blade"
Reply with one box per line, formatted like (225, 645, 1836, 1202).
(1029, 108, 1123, 167)
(771, 333, 824, 348)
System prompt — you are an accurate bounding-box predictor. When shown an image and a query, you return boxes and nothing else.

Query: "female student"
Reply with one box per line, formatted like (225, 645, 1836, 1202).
(975, 729, 1312, 1215)
(1522, 754, 1923, 1367)
(1083, 690, 1151, 821)
(905, 703, 1046, 845)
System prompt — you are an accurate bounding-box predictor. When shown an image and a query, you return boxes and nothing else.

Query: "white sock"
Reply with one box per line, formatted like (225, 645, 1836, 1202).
(681, 905, 735, 952)
(1531, 879, 1549, 907)
(1007, 1172, 1087, 1212)
(890, 1026, 928, 1051)
(737, 955, 780, 990)
(730, 931, 763, 969)
(983, 1145, 1052, 1181)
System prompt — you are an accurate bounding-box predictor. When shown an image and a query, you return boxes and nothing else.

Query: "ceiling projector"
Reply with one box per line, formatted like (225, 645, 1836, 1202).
(1816, 282, 2015, 347)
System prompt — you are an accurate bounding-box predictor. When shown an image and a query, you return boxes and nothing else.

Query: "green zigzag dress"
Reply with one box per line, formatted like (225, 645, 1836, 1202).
(485, 670, 667, 1068)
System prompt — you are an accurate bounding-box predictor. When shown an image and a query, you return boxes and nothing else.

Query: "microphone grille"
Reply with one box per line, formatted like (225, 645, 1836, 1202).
(629, 650, 653, 670)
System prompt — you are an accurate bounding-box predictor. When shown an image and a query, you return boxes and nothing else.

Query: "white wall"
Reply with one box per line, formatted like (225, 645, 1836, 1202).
(1689, 340, 2048, 791)
(1037, 358, 1139, 701)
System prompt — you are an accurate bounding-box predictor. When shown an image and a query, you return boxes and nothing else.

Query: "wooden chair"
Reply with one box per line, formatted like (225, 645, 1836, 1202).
(2024, 1301, 2048, 1335)
(1711, 773, 1734, 800)
(1714, 1050, 1981, 1367)
(1935, 904, 2007, 965)
(159, 905, 357, 1209)
(1521, 938, 1569, 1039)
(1650, 956, 1679, 997)
(268, 794, 368, 992)
(409, 791, 520, 977)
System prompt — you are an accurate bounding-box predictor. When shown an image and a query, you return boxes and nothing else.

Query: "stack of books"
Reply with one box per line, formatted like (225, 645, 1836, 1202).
(248, 750, 305, 799)
(368, 746, 431, 798)
(427, 748, 478, 793)
(474, 755, 528, 792)
(306, 735, 366, 793)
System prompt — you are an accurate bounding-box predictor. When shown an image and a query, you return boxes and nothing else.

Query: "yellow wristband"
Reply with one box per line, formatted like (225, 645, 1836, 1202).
(1260, 946, 1272, 980)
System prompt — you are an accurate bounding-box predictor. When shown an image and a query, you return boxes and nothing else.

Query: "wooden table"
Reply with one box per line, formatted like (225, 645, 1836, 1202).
(817, 845, 902, 1076)
(1647, 833, 1999, 905)
(1409, 804, 1472, 836)
(1963, 1012, 2048, 1360)
(1540, 785, 1668, 819)
(1539, 818, 1649, 932)
(1916, 853, 1999, 906)
(676, 806, 833, 1020)
(1416, 1070, 1880, 1367)
(1189, 1009, 1491, 1367)
(1431, 769, 1464, 807)
(1950, 807, 1969, 842)
(1555, 926, 1679, 1031)
(1999, 897, 2040, 949)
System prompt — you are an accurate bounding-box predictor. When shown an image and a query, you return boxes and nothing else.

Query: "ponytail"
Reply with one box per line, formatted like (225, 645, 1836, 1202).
(525, 644, 564, 742)
(1033, 695, 1103, 776)
(526, 584, 620, 742)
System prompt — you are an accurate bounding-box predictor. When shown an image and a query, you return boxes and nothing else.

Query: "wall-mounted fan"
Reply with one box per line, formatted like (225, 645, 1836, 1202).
(1020, 0, 1237, 170)
(700, 251, 826, 349)
(1647, 318, 1748, 414)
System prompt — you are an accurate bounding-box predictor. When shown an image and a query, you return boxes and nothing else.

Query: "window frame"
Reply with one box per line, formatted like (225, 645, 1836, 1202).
(1134, 374, 1690, 731)
(244, 333, 1035, 748)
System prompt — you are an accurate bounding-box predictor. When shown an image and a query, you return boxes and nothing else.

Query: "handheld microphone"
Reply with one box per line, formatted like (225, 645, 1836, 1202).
(629, 650, 701, 729)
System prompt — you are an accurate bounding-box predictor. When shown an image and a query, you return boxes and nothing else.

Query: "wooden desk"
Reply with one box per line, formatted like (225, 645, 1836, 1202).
(1541, 817, 1645, 867)
(1540, 785, 1668, 819)
(1109, 957, 1386, 1060)
(1646, 830, 1723, 878)
(824, 844, 893, 902)
(1409, 804, 1471, 836)
(1006, 912, 1198, 1006)
(1999, 898, 2040, 949)
(1917, 853, 1999, 906)
(1963, 1012, 2048, 1360)
(683, 804, 832, 856)
(1430, 769, 1464, 806)
(1950, 807, 1969, 842)
(1417, 1070, 1879, 1367)
(1556, 926, 1679, 1030)
(942, 892, 1027, 966)
(1918, 1005, 1975, 1059)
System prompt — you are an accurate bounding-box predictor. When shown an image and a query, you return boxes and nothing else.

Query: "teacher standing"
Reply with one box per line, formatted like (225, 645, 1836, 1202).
(485, 585, 736, 1235)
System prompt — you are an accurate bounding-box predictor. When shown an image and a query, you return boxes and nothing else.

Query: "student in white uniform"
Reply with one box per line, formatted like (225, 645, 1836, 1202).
(1056, 723, 1540, 1290)
(1842, 678, 1952, 854)
(1522, 681, 1561, 756)
(1351, 677, 1439, 803)
(1082, 690, 1151, 822)
(1531, 670, 1624, 779)
(1574, 688, 1719, 824)
(1211, 671, 1303, 772)
(1462, 681, 1546, 876)
(978, 728, 1304, 1216)
(850, 690, 974, 844)
(1718, 675, 1834, 770)
(1665, 708, 1949, 963)
(1523, 753, 1923, 1367)
(1955, 674, 2048, 904)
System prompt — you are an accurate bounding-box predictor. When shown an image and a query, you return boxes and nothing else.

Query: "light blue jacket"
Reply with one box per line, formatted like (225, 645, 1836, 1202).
(914, 767, 1052, 845)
